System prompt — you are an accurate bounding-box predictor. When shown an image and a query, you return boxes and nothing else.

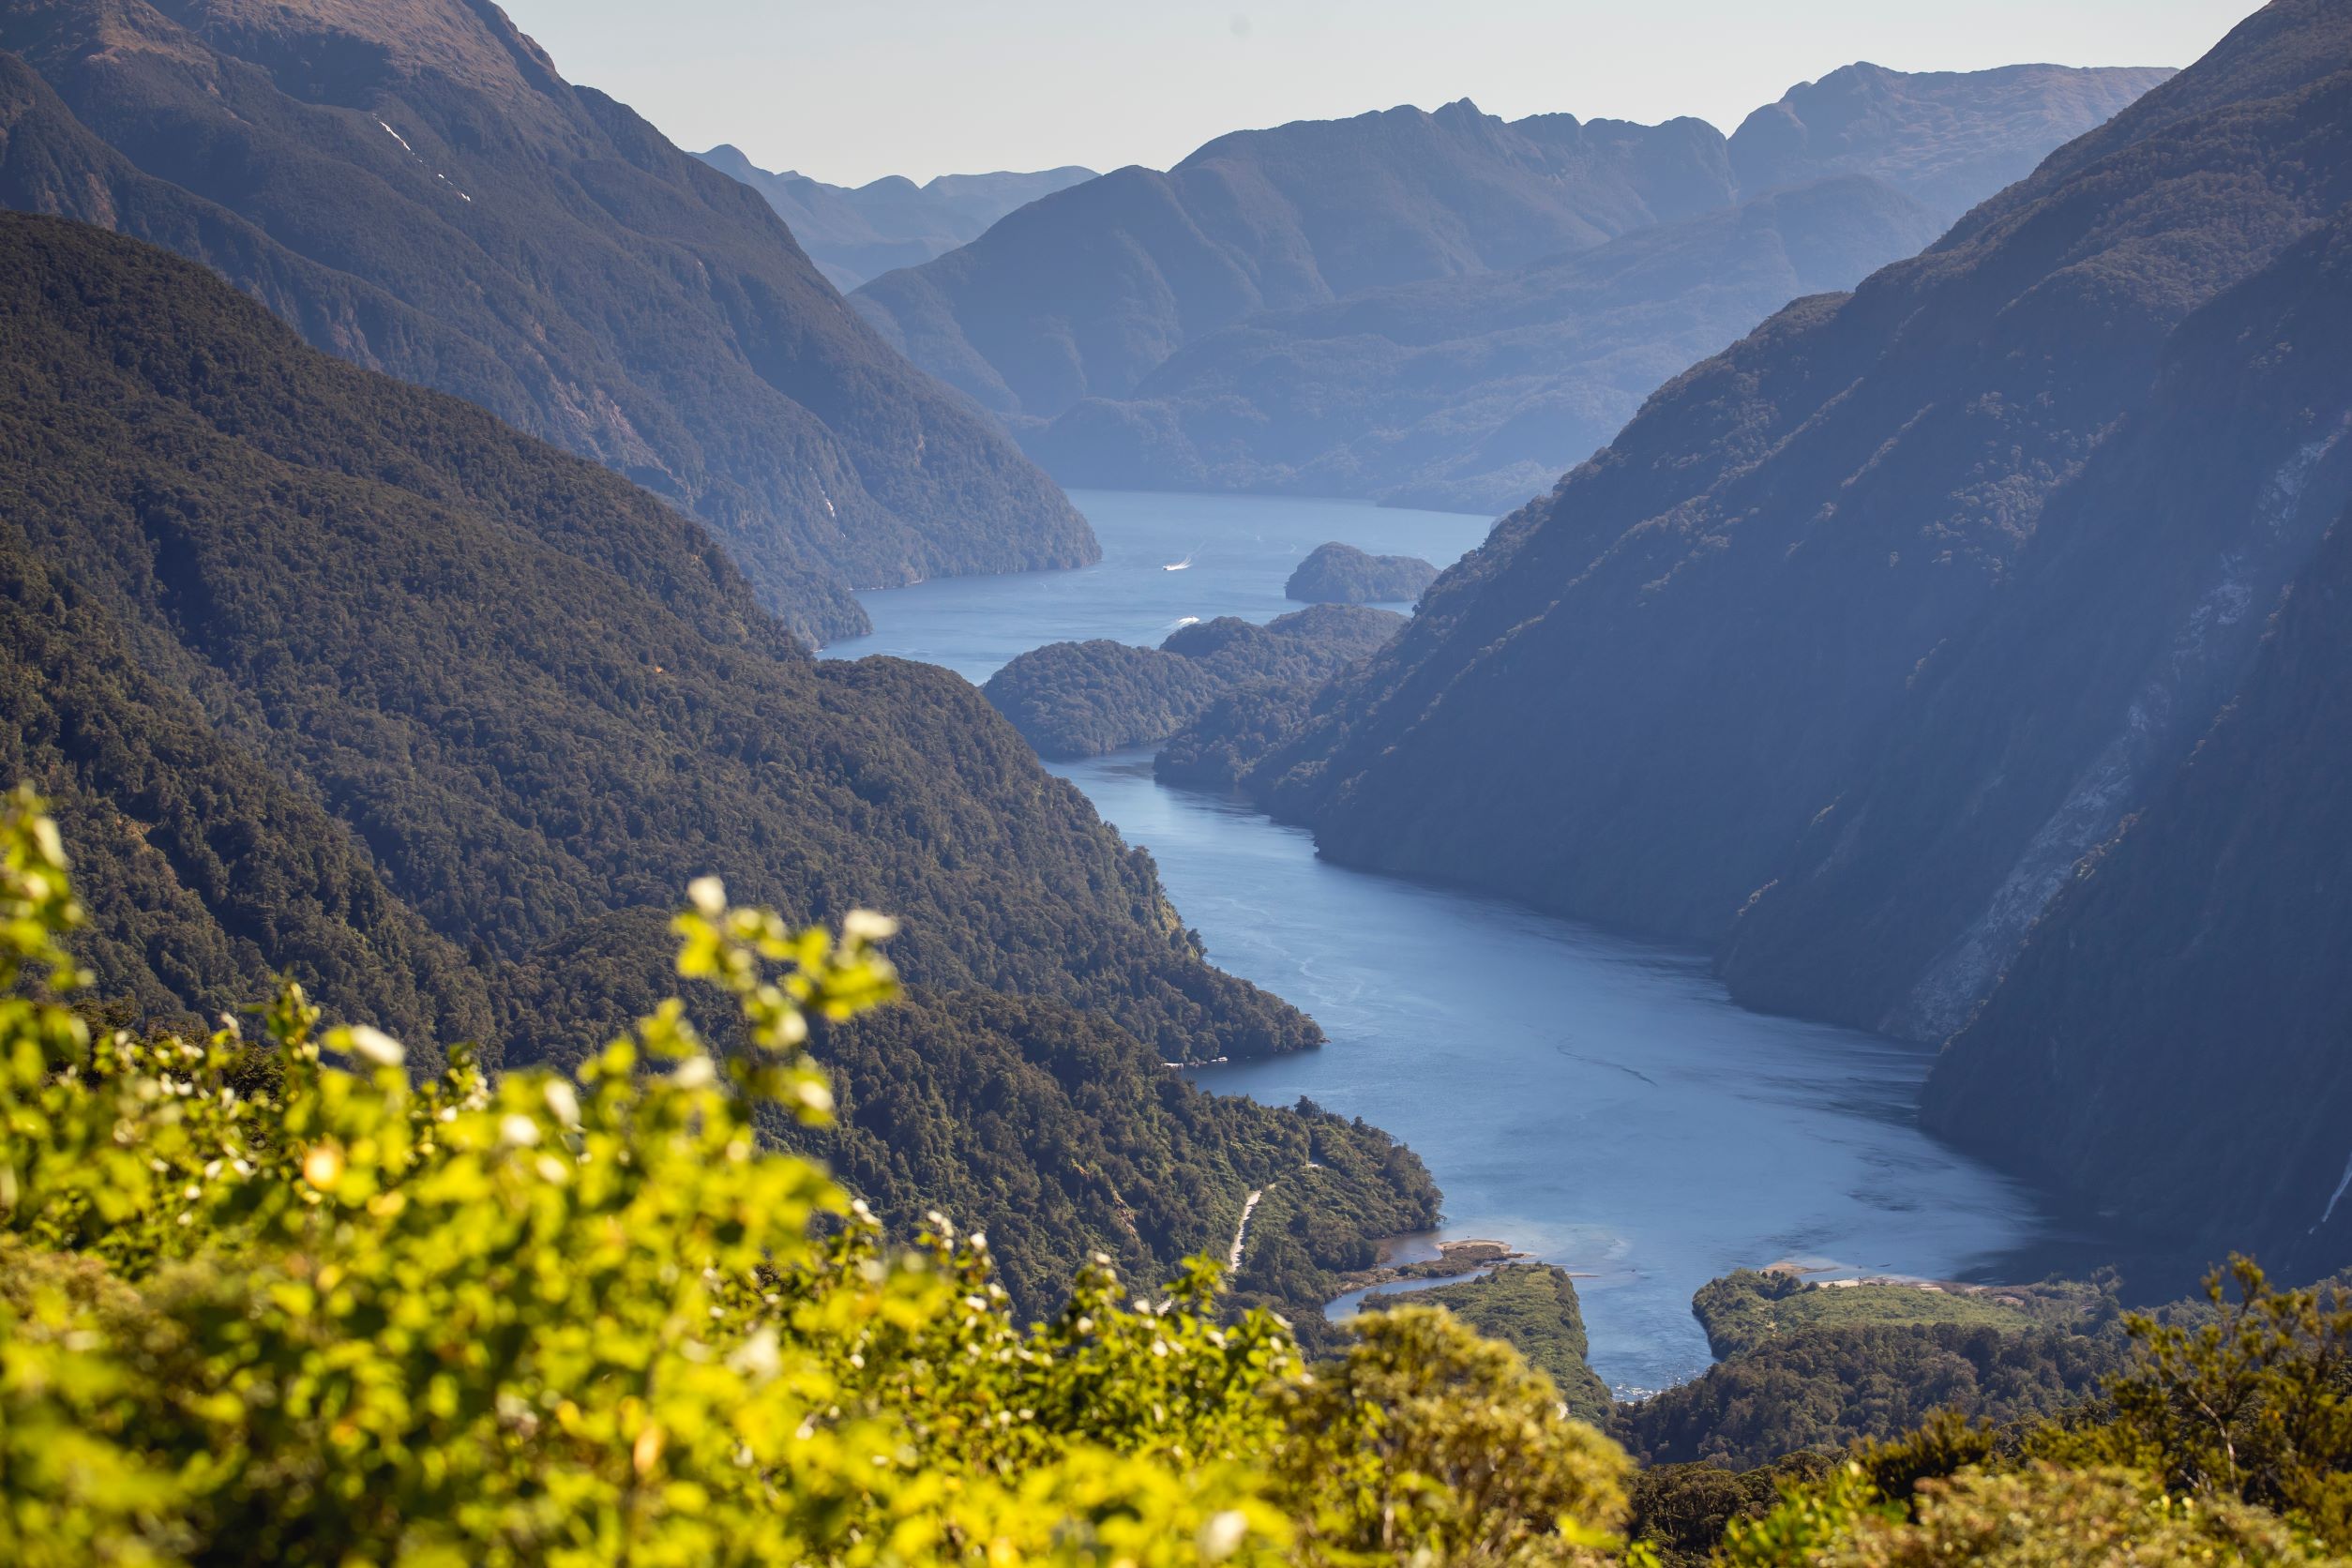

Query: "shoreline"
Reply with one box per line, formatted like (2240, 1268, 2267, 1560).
(1333, 1237, 1531, 1295)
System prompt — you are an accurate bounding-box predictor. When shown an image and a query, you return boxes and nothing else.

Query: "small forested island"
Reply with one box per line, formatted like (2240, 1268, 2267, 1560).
(983, 603, 1404, 759)
(1284, 542, 1441, 605)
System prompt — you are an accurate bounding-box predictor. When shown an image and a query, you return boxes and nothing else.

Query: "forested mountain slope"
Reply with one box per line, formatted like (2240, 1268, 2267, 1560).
(1247, 0, 2345, 935)
(0, 210, 1438, 1312)
(696, 145, 1093, 291)
(0, 0, 1093, 644)
(1230, 0, 2352, 1270)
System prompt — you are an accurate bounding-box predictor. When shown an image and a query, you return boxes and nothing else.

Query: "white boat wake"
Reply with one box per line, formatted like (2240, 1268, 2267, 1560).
(1162, 553, 1194, 571)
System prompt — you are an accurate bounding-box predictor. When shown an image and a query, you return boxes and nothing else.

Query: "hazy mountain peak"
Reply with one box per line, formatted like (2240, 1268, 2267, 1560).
(1730, 58, 2177, 219)
(693, 145, 1097, 290)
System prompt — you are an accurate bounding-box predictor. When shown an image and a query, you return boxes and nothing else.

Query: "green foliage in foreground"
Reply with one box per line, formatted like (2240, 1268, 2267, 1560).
(10, 786, 2352, 1565)
(1641, 1261, 2352, 1563)
(1364, 1266, 1613, 1425)
(1614, 1320, 2123, 1470)
(0, 792, 1627, 1566)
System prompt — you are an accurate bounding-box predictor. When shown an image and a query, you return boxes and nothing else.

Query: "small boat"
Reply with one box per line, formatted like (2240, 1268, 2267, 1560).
(1172, 616, 1201, 628)
(1162, 553, 1193, 572)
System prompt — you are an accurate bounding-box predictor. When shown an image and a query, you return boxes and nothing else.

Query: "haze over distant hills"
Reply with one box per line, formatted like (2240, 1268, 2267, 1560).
(852, 62, 2169, 514)
(1029, 174, 1950, 513)
(1206, 0, 2352, 1271)
(0, 0, 1093, 644)
(695, 147, 1094, 291)
(851, 99, 1740, 426)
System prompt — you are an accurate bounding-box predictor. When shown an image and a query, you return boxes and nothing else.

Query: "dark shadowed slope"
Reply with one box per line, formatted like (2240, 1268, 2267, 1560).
(1233, 0, 2352, 1272)
(696, 146, 1094, 291)
(851, 100, 1738, 427)
(0, 0, 1093, 644)
(1251, 0, 2345, 940)
(0, 210, 1453, 1313)
(1914, 224, 2352, 1260)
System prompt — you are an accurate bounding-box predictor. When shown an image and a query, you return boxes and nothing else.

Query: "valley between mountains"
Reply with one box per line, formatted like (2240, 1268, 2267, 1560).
(4, 1, 2349, 1561)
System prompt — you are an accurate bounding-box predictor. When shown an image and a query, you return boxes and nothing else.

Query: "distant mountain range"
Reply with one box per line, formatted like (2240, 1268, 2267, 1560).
(694, 148, 1094, 291)
(1027, 174, 1949, 513)
(1204, 0, 2352, 1272)
(852, 63, 2169, 513)
(851, 100, 1739, 427)
(0, 0, 1093, 644)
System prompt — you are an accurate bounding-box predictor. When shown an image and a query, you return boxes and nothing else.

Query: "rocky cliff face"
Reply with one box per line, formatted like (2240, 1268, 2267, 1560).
(0, 0, 1093, 643)
(1914, 209, 2352, 1267)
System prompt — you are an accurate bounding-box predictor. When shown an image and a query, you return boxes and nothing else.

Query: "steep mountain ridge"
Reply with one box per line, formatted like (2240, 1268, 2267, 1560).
(1907, 217, 2352, 1266)
(0, 0, 1093, 644)
(1246, 0, 2346, 943)
(1223, 0, 2352, 1269)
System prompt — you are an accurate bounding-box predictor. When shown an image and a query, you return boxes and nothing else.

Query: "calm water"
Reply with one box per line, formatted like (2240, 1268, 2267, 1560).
(824, 490, 1493, 682)
(829, 490, 2110, 1395)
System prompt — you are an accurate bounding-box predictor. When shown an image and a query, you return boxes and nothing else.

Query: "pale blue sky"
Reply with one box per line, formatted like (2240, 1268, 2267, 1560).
(502, 0, 2254, 187)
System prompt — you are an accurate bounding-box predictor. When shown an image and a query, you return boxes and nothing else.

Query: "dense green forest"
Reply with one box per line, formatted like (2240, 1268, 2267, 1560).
(983, 606, 1403, 760)
(0, 209, 1429, 1320)
(8, 792, 2352, 1563)
(1283, 545, 1440, 606)
(1362, 1266, 1613, 1423)
(1689, 1271, 2104, 1360)
(0, 1, 1093, 643)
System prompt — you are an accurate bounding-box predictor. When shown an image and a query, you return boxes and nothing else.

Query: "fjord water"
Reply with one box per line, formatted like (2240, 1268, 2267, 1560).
(825, 490, 1494, 683)
(828, 490, 2082, 1395)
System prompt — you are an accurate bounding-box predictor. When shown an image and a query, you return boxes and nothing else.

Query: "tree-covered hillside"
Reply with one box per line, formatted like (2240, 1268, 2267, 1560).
(983, 606, 1404, 761)
(0, 799, 1610, 1566)
(1285, 545, 1441, 606)
(1362, 1266, 1614, 1424)
(0, 209, 1432, 1314)
(8, 788, 2352, 1564)
(0, 0, 1094, 643)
